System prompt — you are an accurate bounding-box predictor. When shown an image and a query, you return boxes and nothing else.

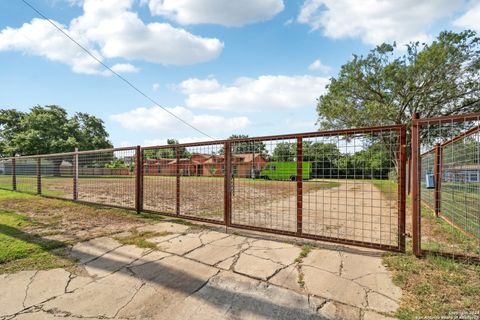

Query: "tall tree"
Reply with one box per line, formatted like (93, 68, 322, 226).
(0, 105, 112, 157)
(317, 30, 480, 137)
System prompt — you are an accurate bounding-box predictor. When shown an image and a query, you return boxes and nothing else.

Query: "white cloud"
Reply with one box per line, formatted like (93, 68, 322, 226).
(110, 63, 139, 73)
(110, 106, 250, 132)
(454, 1, 480, 32)
(0, 0, 223, 75)
(308, 59, 331, 73)
(152, 83, 161, 91)
(147, 0, 284, 26)
(180, 75, 330, 112)
(179, 78, 221, 94)
(297, 0, 462, 45)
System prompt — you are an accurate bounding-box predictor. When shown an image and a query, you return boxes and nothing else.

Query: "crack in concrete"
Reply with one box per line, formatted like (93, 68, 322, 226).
(64, 273, 76, 294)
(75, 242, 124, 265)
(22, 270, 39, 309)
(339, 251, 344, 277)
(113, 282, 146, 319)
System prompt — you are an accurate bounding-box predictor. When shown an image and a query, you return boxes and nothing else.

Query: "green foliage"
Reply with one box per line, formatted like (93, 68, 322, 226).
(218, 134, 267, 155)
(143, 138, 190, 159)
(271, 141, 391, 178)
(317, 30, 480, 135)
(0, 105, 112, 156)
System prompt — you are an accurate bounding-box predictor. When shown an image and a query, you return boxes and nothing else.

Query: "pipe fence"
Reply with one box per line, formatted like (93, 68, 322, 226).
(0, 124, 407, 253)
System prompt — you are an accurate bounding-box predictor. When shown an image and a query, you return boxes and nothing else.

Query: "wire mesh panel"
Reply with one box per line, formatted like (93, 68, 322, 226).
(414, 114, 480, 260)
(77, 148, 136, 209)
(0, 158, 13, 190)
(14, 157, 37, 194)
(302, 129, 402, 248)
(40, 154, 74, 199)
(230, 137, 301, 233)
(420, 151, 435, 210)
(142, 146, 177, 215)
(179, 143, 224, 221)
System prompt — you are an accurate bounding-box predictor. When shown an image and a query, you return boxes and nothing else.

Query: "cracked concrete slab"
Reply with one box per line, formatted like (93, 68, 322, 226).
(185, 235, 247, 266)
(70, 237, 122, 264)
(234, 253, 284, 280)
(302, 266, 366, 307)
(167, 271, 324, 320)
(244, 246, 301, 265)
(42, 271, 143, 318)
(269, 265, 303, 292)
(366, 291, 399, 313)
(318, 301, 361, 320)
(341, 252, 386, 280)
(157, 234, 203, 255)
(302, 249, 342, 275)
(84, 245, 147, 278)
(24, 268, 70, 308)
(117, 255, 218, 319)
(354, 273, 402, 302)
(0, 271, 36, 317)
(2, 225, 403, 319)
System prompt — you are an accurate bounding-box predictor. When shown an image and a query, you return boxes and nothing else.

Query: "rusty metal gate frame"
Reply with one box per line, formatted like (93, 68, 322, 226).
(411, 112, 480, 262)
(0, 125, 407, 253)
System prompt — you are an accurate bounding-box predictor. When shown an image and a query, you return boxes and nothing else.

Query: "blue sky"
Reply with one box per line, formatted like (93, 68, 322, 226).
(1, 0, 479, 147)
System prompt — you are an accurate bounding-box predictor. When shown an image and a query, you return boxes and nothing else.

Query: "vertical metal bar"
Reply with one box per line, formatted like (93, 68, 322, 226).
(398, 126, 407, 252)
(73, 148, 78, 200)
(411, 113, 422, 257)
(224, 141, 232, 226)
(12, 158, 16, 191)
(176, 147, 180, 216)
(296, 137, 303, 236)
(407, 156, 411, 195)
(433, 143, 442, 217)
(135, 146, 142, 213)
(36, 157, 41, 195)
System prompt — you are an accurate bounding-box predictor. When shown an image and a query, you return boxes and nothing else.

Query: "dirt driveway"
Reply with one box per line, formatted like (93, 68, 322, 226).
(0, 221, 400, 320)
(232, 180, 398, 247)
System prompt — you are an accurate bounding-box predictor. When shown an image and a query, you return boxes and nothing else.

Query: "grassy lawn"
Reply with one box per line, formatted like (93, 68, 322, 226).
(370, 179, 480, 319)
(0, 210, 74, 274)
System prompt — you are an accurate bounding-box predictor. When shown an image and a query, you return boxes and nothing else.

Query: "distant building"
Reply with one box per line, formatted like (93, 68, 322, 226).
(444, 164, 480, 183)
(143, 153, 267, 177)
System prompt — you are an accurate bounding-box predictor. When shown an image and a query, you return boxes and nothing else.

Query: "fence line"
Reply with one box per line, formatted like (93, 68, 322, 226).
(413, 112, 480, 262)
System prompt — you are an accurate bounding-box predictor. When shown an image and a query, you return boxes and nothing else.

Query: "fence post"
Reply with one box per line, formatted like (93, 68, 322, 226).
(176, 147, 180, 216)
(36, 157, 41, 195)
(224, 141, 232, 227)
(398, 126, 407, 253)
(12, 157, 16, 191)
(407, 157, 411, 195)
(433, 143, 442, 217)
(73, 148, 78, 200)
(296, 137, 303, 236)
(411, 113, 422, 257)
(135, 146, 143, 214)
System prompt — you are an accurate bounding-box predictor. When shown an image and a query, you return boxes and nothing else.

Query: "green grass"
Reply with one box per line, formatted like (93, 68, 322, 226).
(114, 230, 172, 249)
(384, 248, 480, 320)
(0, 210, 73, 273)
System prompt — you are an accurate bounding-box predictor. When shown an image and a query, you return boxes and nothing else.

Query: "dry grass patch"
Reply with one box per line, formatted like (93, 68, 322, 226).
(114, 230, 172, 249)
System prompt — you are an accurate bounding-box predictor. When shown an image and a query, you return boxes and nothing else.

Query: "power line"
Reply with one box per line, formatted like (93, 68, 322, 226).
(20, 0, 215, 140)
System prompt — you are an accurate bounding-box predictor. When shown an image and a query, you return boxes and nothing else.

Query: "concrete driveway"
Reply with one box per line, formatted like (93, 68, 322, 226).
(0, 222, 400, 320)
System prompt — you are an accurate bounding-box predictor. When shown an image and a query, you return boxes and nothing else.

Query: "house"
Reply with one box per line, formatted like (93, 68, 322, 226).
(143, 153, 267, 177)
(443, 164, 480, 183)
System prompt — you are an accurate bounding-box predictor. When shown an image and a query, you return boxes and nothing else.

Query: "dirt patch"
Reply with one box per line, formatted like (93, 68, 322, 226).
(0, 196, 148, 243)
